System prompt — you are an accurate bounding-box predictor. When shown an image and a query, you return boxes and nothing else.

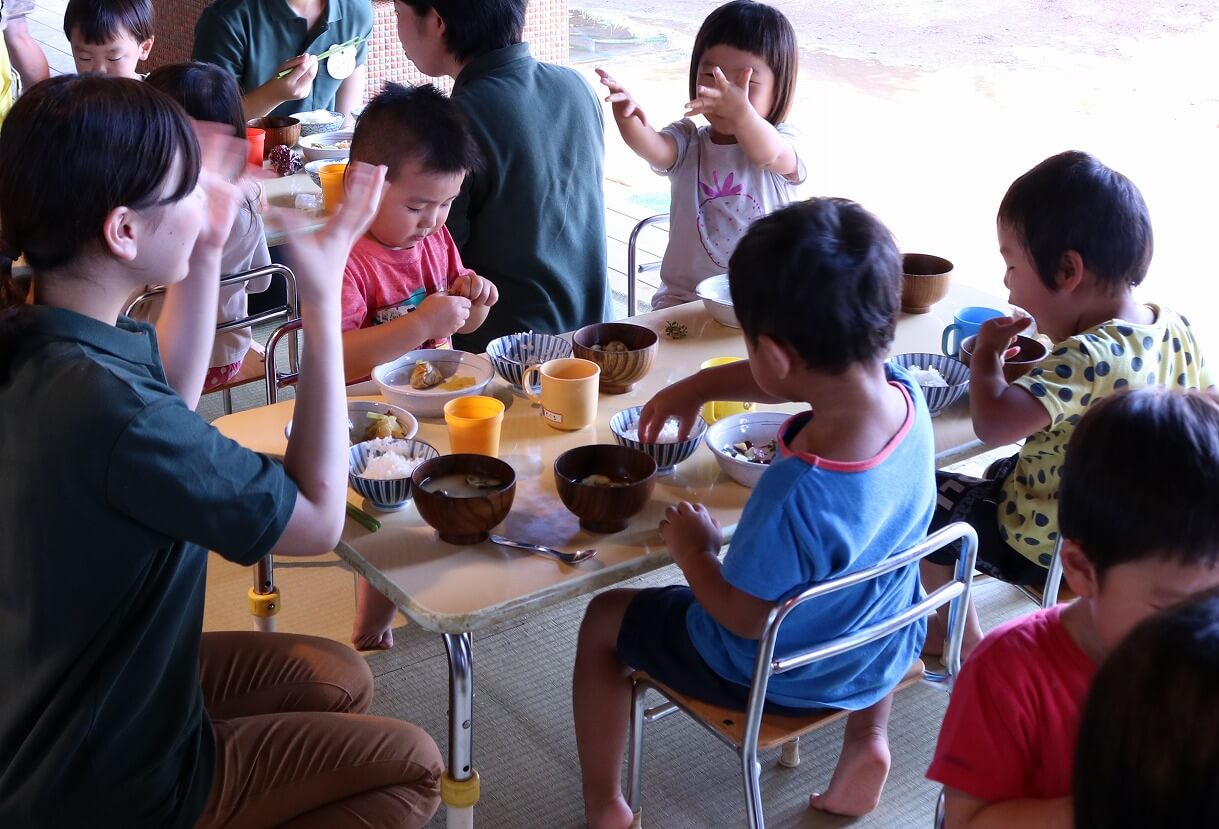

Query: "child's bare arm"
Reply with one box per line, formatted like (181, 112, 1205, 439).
(638, 359, 780, 442)
(660, 502, 773, 639)
(968, 316, 1051, 445)
(450, 272, 498, 335)
(686, 66, 799, 180)
(595, 68, 678, 171)
(340, 293, 471, 380)
(334, 64, 367, 126)
(943, 788, 1073, 829)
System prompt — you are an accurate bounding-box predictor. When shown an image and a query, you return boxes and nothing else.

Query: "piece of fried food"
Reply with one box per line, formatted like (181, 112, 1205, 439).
(410, 360, 444, 390)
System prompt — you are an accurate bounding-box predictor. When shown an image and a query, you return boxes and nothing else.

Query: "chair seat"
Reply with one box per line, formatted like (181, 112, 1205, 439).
(213, 341, 267, 393)
(632, 659, 925, 751)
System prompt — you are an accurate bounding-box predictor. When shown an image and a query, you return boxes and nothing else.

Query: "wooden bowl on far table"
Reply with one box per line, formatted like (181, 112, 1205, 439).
(246, 116, 301, 157)
(572, 322, 659, 394)
(411, 454, 516, 545)
(554, 444, 657, 533)
(900, 253, 953, 314)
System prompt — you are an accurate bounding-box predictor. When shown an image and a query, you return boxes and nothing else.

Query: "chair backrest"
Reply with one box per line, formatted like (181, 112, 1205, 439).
(740, 522, 978, 751)
(264, 318, 303, 405)
(625, 213, 669, 317)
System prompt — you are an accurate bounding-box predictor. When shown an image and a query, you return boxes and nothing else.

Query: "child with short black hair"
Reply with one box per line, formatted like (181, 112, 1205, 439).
(575, 197, 937, 827)
(393, 0, 609, 351)
(597, 0, 805, 309)
(64, 0, 154, 78)
(1074, 587, 1219, 829)
(928, 388, 1219, 829)
(922, 150, 1213, 657)
(344, 82, 497, 649)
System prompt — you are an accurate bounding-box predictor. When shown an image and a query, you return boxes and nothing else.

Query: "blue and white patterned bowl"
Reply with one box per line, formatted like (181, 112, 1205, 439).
(486, 332, 573, 391)
(609, 406, 706, 474)
(348, 438, 440, 511)
(890, 353, 970, 416)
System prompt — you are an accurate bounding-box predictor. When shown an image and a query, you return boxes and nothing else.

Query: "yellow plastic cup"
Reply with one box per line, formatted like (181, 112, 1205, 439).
(318, 161, 349, 213)
(444, 395, 506, 456)
(700, 356, 754, 423)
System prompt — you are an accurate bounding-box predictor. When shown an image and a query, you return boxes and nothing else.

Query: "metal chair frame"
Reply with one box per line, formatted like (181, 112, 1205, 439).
(625, 213, 669, 317)
(1017, 535, 1067, 609)
(626, 522, 979, 828)
(124, 264, 300, 414)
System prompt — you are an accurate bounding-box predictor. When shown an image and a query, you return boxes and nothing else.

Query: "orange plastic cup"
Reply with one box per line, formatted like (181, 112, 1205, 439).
(444, 396, 506, 456)
(245, 128, 266, 168)
(319, 161, 349, 213)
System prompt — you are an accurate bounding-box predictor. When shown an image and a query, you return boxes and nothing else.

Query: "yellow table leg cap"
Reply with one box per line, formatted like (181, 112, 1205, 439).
(441, 769, 480, 808)
(247, 587, 281, 618)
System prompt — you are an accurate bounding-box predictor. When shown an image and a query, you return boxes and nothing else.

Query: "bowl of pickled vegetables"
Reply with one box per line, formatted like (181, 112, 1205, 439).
(704, 411, 787, 488)
(285, 399, 418, 445)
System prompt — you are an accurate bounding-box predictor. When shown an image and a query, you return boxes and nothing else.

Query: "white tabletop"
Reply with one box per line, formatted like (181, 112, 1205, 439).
(260, 171, 325, 248)
(215, 287, 1002, 633)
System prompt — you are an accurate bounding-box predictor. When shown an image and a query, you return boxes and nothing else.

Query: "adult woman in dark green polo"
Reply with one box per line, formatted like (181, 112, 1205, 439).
(0, 75, 440, 828)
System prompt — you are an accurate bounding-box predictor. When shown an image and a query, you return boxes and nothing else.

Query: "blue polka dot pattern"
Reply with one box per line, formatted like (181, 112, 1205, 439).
(1055, 364, 1072, 379)
(1030, 382, 1047, 397)
(1131, 356, 1143, 371)
(1058, 387, 1073, 401)
(1096, 361, 1111, 376)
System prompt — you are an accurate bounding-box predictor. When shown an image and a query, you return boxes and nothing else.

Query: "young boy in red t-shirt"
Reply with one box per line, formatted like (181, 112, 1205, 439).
(928, 388, 1219, 828)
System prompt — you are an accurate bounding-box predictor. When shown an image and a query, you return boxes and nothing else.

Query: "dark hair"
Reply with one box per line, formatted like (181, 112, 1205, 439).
(1074, 588, 1219, 828)
(0, 75, 200, 370)
(145, 61, 246, 138)
(728, 198, 901, 373)
(350, 83, 481, 179)
(395, 0, 525, 63)
(64, 0, 154, 44)
(997, 150, 1153, 294)
(689, 1, 798, 125)
(1059, 388, 1219, 576)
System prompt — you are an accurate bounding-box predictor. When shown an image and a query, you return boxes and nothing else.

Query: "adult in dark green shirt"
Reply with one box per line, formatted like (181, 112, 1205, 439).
(395, 0, 610, 352)
(194, 0, 373, 122)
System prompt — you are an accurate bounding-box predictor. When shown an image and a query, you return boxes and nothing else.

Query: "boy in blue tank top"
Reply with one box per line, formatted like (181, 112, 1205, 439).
(573, 198, 937, 828)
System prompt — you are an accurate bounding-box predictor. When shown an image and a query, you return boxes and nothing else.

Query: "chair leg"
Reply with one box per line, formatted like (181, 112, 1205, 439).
(221, 387, 234, 415)
(934, 786, 947, 828)
(626, 680, 648, 817)
(741, 744, 764, 829)
(779, 736, 801, 768)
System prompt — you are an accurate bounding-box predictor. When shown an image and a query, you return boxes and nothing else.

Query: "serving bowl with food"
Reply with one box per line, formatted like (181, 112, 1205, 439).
(889, 352, 970, 416)
(348, 437, 439, 511)
(571, 322, 659, 394)
(695, 274, 740, 328)
(372, 348, 495, 418)
(609, 406, 706, 474)
(298, 129, 355, 161)
(704, 411, 787, 488)
(411, 454, 517, 544)
(286, 399, 418, 445)
(293, 108, 345, 137)
(485, 331, 573, 391)
(553, 444, 657, 533)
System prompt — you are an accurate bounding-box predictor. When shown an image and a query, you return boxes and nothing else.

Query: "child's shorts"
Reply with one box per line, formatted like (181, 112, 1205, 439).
(203, 360, 244, 391)
(616, 585, 822, 717)
(924, 453, 1046, 586)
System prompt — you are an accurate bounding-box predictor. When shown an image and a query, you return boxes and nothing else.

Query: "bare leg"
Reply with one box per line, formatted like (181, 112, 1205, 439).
(919, 560, 983, 660)
(808, 693, 894, 817)
(573, 589, 639, 829)
(352, 577, 397, 650)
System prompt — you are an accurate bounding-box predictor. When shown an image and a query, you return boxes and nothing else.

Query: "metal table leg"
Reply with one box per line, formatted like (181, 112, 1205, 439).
(248, 554, 279, 633)
(442, 632, 478, 828)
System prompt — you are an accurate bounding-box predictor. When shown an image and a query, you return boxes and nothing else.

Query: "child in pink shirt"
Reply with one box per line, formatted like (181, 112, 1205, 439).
(929, 388, 1219, 828)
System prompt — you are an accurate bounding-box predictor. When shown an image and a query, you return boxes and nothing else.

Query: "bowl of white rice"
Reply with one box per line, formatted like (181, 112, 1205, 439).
(609, 405, 707, 474)
(348, 437, 440, 511)
(889, 353, 970, 417)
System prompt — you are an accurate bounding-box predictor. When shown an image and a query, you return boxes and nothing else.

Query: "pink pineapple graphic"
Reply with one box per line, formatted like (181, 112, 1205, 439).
(697, 169, 763, 268)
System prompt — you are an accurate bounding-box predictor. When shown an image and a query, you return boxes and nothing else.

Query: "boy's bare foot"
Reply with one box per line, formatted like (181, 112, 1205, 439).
(352, 578, 398, 650)
(585, 796, 635, 829)
(808, 726, 891, 816)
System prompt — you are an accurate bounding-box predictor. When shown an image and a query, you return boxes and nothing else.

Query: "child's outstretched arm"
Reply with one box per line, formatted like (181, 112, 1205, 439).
(595, 67, 678, 171)
(943, 788, 1073, 829)
(661, 502, 773, 639)
(638, 359, 781, 442)
(340, 291, 472, 381)
(968, 315, 1051, 445)
(450, 271, 498, 334)
(686, 66, 799, 180)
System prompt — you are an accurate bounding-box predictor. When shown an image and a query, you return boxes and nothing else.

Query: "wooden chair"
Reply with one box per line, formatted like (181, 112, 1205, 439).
(125, 264, 299, 414)
(625, 522, 979, 828)
(625, 213, 669, 317)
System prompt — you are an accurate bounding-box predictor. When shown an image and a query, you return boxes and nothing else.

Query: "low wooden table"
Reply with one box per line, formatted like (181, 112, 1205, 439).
(214, 288, 1001, 827)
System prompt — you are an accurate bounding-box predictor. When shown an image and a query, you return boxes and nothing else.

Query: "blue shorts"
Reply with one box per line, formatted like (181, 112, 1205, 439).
(616, 585, 822, 717)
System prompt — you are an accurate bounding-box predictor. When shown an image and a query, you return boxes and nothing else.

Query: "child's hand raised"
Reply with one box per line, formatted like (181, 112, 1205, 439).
(974, 316, 1027, 364)
(450, 272, 499, 309)
(193, 125, 246, 255)
(660, 502, 723, 570)
(596, 67, 650, 127)
(685, 65, 755, 127)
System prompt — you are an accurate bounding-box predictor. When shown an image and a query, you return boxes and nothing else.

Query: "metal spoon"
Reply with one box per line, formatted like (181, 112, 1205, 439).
(489, 535, 597, 565)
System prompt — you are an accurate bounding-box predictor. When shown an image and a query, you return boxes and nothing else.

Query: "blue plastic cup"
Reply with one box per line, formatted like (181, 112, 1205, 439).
(942, 306, 1006, 356)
